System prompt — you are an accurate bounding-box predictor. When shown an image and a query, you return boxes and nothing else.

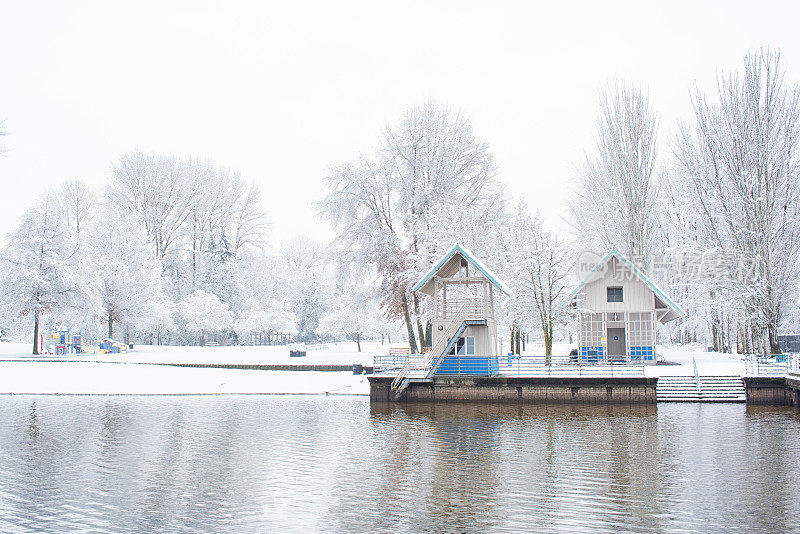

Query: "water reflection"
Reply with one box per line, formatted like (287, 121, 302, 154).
(0, 397, 797, 533)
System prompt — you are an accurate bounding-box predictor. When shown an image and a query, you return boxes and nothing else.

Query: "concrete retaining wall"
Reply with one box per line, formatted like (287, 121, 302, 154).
(369, 376, 657, 404)
(744, 376, 800, 406)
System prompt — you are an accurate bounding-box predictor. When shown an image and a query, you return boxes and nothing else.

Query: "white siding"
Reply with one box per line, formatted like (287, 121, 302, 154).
(576, 256, 655, 312)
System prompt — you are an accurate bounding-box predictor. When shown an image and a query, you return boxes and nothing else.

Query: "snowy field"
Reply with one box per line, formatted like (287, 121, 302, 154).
(0, 341, 377, 395)
(0, 340, 383, 366)
(0, 340, 751, 395)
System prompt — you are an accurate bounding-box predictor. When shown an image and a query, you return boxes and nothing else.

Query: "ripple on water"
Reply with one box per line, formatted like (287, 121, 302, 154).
(0, 397, 798, 533)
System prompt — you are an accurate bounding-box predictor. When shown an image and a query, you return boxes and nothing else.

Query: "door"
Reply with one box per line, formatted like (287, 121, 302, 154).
(607, 328, 626, 356)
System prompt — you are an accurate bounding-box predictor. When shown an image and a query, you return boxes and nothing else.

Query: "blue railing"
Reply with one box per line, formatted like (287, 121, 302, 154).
(436, 356, 500, 375)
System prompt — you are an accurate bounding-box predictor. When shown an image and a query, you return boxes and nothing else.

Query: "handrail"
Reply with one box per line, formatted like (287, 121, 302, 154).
(693, 357, 701, 394)
(448, 356, 646, 377)
(743, 353, 794, 377)
(441, 297, 486, 320)
(391, 303, 470, 394)
(423, 303, 471, 376)
(790, 354, 800, 376)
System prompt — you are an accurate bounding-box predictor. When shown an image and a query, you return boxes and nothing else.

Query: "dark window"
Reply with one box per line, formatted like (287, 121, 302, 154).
(607, 286, 623, 303)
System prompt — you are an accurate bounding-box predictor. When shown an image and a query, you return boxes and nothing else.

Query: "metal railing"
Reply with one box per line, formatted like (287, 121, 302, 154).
(441, 298, 487, 320)
(376, 354, 646, 378)
(743, 354, 797, 377)
(374, 354, 412, 373)
(390, 303, 470, 393)
(496, 356, 645, 377)
(693, 357, 701, 393)
(789, 355, 800, 377)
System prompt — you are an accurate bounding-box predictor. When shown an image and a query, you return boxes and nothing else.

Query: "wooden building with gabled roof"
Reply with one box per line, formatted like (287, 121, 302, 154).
(569, 249, 685, 364)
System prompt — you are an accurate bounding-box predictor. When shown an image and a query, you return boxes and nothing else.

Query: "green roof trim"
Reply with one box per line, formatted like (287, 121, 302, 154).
(413, 243, 511, 296)
(569, 249, 686, 319)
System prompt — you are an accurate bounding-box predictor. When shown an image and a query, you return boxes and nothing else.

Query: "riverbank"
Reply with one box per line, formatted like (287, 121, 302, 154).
(0, 341, 749, 396)
(0, 342, 373, 395)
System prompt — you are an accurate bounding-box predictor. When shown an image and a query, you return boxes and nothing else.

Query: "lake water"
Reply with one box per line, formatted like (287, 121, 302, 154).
(0, 395, 798, 533)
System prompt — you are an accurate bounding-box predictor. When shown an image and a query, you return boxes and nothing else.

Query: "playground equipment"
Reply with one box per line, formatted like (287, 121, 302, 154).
(97, 339, 129, 354)
(43, 327, 85, 355)
(39, 327, 130, 355)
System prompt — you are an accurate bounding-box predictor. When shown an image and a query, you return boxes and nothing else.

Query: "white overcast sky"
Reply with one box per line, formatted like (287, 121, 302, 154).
(1, 1, 799, 244)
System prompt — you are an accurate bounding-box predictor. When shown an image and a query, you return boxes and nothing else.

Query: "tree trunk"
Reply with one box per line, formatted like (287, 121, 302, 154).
(32, 310, 40, 355)
(768, 322, 781, 355)
(543, 323, 553, 364)
(356, 333, 361, 352)
(108, 313, 113, 339)
(413, 294, 428, 348)
(401, 293, 418, 354)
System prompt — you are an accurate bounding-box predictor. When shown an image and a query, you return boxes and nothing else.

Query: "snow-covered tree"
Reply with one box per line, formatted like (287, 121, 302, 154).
(178, 290, 234, 345)
(234, 298, 298, 343)
(570, 83, 661, 266)
(109, 151, 267, 267)
(672, 48, 800, 353)
(498, 202, 573, 358)
(318, 283, 382, 352)
(527, 225, 572, 359)
(92, 208, 168, 339)
(0, 191, 98, 353)
(320, 102, 506, 353)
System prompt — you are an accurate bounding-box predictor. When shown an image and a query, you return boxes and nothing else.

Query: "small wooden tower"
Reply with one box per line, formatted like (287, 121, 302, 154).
(413, 244, 511, 360)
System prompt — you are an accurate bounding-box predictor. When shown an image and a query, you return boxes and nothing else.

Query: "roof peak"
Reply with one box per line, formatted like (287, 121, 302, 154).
(413, 243, 511, 296)
(569, 249, 686, 322)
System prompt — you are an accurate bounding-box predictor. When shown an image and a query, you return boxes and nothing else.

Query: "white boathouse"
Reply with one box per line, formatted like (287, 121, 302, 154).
(569, 250, 685, 364)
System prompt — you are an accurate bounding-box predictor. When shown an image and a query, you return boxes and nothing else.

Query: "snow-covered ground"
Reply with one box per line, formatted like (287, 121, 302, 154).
(0, 340, 382, 366)
(0, 361, 369, 395)
(0, 340, 750, 395)
(653, 344, 746, 377)
(0, 341, 376, 395)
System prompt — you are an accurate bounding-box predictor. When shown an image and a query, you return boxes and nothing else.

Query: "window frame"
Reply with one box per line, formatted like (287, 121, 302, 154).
(450, 336, 476, 356)
(607, 286, 624, 303)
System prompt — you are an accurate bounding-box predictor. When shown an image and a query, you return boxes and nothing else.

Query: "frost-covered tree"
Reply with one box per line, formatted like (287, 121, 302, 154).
(498, 202, 572, 358)
(107, 151, 269, 343)
(317, 282, 382, 352)
(673, 49, 800, 353)
(178, 290, 234, 345)
(110, 151, 194, 259)
(235, 298, 298, 343)
(275, 236, 331, 342)
(0, 191, 97, 353)
(320, 102, 506, 353)
(0, 119, 8, 154)
(58, 180, 96, 235)
(528, 226, 572, 359)
(109, 151, 267, 267)
(92, 208, 168, 339)
(570, 83, 661, 266)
